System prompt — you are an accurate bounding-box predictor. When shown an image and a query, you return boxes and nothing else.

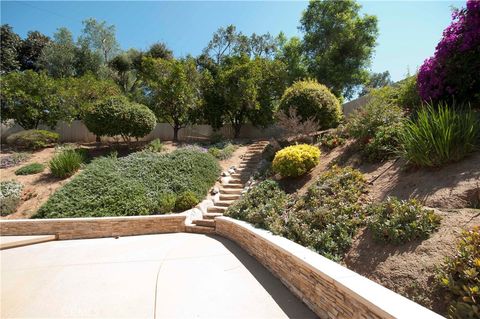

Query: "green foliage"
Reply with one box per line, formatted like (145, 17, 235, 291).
(0, 71, 74, 129)
(19, 30, 51, 72)
(156, 192, 176, 214)
(6, 130, 60, 150)
(275, 34, 308, 84)
(272, 144, 321, 177)
(371, 75, 421, 111)
(318, 128, 347, 150)
(49, 149, 85, 178)
(0, 24, 22, 73)
(347, 96, 405, 161)
(284, 166, 367, 261)
(399, 103, 479, 167)
(226, 180, 287, 234)
(208, 142, 237, 160)
(367, 197, 441, 244)
(36, 149, 220, 218)
(15, 162, 45, 175)
(84, 96, 156, 141)
(0, 180, 23, 216)
(0, 152, 31, 169)
(300, 0, 378, 98)
(79, 18, 119, 63)
(146, 139, 164, 153)
(279, 79, 342, 130)
(39, 27, 76, 78)
(359, 71, 393, 96)
(437, 227, 480, 319)
(174, 191, 199, 211)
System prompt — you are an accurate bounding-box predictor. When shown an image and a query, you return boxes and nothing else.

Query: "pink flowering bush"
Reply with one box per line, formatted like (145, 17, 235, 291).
(417, 0, 480, 105)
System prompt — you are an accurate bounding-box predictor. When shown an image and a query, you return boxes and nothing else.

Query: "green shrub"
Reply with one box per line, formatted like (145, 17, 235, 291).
(84, 96, 156, 141)
(373, 76, 421, 111)
(318, 128, 347, 150)
(6, 130, 59, 149)
(15, 163, 45, 175)
(0, 152, 31, 169)
(362, 123, 403, 162)
(272, 144, 321, 177)
(208, 142, 237, 160)
(156, 192, 176, 213)
(0, 180, 23, 216)
(367, 197, 441, 244)
(437, 227, 480, 319)
(279, 79, 342, 129)
(284, 166, 367, 261)
(49, 149, 85, 178)
(174, 191, 199, 211)
(226, 180, 287, 234)
(399, 103, 479, 167)
(36, 149, 220, 218)
(146, 139, 164, 152)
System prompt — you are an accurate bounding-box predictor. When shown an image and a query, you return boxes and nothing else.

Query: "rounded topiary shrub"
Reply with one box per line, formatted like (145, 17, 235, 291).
(279, 80, 342, 129)
(84, 96, 156, 141)
(6, 130, 59, 150)
(272, 144, 321, 177)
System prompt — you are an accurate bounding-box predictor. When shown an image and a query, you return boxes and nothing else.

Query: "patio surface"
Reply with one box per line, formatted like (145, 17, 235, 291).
(1, 233, 316, 318)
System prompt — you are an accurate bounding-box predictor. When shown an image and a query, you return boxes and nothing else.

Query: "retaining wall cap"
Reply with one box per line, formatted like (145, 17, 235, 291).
(0, 214, 186, 223)
(216, 216, 445, 319)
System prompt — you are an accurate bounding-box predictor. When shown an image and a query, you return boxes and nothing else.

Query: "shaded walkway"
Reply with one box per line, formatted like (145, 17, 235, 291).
(1, 233, 316, 318)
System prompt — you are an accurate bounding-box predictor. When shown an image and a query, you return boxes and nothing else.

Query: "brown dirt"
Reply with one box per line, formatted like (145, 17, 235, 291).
(344, 208, 480, 313)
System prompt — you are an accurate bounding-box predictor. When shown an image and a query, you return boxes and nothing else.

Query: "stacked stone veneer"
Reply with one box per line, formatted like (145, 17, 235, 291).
(0, 215, 186, 240)
(215, 217, 443, 319)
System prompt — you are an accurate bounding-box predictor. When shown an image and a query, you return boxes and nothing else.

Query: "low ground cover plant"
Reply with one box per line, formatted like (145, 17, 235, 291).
(284, 166, 367, 261)
(15, 162, 45, 175)
(399, 103, 479, 167)
(6, 130, 59, 150)
(437, 227, 480, 319)
(36, 149, 220, 218)
(367, 197, 442, 244)
(49, 149, 85, 178)
(0, 180, 23, 216)
(272, 144, 320, 177)
(208, 142, 238, 160)
(0, 152, 31, 169)
(145, 139, 165, 152)
(226, 180, 287, 233)
(317, 127, 347, 150)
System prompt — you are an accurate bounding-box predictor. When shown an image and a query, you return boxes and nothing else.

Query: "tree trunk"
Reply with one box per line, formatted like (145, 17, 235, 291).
(233, 124, 242, 139)
(173, 125, 180, 142)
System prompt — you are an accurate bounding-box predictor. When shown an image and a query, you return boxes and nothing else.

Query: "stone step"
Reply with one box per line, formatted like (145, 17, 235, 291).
(203, 212, 223, 219)
(185, 225, 215, 234)
(220, 188, 243, 195)
(222, 183, 244, 189)
(228, 178, 244, 184)
(207, 206, 228, 213)
(220, 193, 241, 200)
(193, 219, 216, 228)
(215, 200, 235, 207)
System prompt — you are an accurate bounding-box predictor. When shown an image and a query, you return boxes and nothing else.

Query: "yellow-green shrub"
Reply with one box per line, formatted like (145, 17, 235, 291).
(272, 144, 320, 177)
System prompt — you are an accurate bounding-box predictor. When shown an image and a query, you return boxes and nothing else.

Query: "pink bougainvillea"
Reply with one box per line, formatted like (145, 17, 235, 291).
(417, 0, 480, 104)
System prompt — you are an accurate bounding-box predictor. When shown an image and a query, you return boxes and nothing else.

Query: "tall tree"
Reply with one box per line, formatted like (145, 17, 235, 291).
(109, 49, 143, 95)
(141, 57, 201, 141)
(203, 25, 243, 64)
(275, 32, 308, 84)
(0, 24, 22, 73)
(39, 28, 76, 78)
(146, 42, 173, 60)
(80, 18, 120, 63)
(74, 38, 103, 77)
(300, 0, 378, 98)
(19, 31, 51, 71)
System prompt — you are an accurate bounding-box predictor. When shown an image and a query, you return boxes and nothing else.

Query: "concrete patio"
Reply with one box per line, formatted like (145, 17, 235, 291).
(1, 233, 316, 318)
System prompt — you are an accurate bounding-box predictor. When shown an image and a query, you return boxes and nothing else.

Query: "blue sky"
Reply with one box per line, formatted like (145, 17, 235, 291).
(1, 1, 463, 82)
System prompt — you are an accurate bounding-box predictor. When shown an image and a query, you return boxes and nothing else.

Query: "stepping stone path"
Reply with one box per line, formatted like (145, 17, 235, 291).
(186, 140, 269, 234)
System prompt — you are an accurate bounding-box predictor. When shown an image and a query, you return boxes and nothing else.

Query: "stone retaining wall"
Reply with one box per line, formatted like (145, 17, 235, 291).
(216, 217, 443, 319)
(0, 215, 186, 240)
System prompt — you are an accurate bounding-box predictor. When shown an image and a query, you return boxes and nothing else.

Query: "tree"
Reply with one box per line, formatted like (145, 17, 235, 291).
(275, 33, 308, 84)
(109, 49, 143, 95)
(249, 33, 277, 59)
(74, 39, 103, 77)
(80, 18, 120, 63)
(146, 42, 173, 60)
(359, 71, 394, 96)
(141, 57, 202, 141)
(0, 24, 22, 73)
(0, 71, 74, 129)
(300, 0, 378, 98)
(203, 25, 242, 64)
(19, 31, 51, 71)
(39, 28, 76, 78)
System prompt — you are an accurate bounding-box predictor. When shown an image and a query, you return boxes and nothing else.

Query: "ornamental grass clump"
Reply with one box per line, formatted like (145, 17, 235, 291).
(437, 227, 480, 319)
(272, 144, 320, 177)
(0, 180, 23, 216)
(367, 197, 442, 244)
(49, 149, 85, 178)
(399, 103, 479, 167)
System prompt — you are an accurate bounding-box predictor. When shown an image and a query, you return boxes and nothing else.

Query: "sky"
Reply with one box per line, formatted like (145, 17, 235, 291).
(1, 0, 464, 82)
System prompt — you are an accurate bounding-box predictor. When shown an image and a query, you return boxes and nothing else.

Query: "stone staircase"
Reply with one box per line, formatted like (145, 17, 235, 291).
(185, 140, 269, 234)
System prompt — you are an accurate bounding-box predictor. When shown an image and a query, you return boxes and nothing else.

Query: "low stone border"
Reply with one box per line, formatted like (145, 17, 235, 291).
(215, 217, 444, 319)
(0, 215, 186, 240)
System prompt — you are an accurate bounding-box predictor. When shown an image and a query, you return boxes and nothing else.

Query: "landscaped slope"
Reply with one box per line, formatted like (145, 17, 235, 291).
(35, 149, 220, 218)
